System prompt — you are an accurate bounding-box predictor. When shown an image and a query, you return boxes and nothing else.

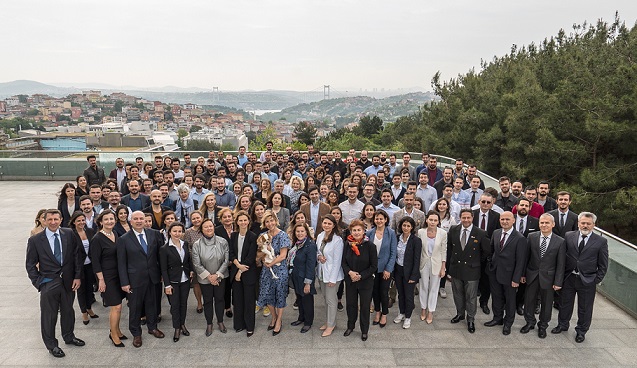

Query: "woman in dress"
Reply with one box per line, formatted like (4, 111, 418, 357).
(267, 192, 290, 231)
(90, 210, 126, 347)
(30, 209, 47, 236)
(367, 210, 396, 328)
(392, 216, 422, 329)
(192, 218, 230, 336)
(316, 214, 344, 337)
(75, 175, 89, 197)
(257, 210, 291, 336)
(183, 210, 205, 314)
(288, 176, 305, 215)
(360, 203, 376, 232)
(288, 223, 317, 333)
(113, 205, 131, 237)
(57, 183, 79, 228)
(159, 221, 193, 342)
(416, 211, 447, 323)
(229, 210, 258, 337)
(342, 219, 377, 341)
(70, 211, 98, 325)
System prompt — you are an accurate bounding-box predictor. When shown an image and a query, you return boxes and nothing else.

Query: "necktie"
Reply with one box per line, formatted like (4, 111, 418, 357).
(470, 191, 477, 207)
(560, 213, 565, 228)
(53, 233, 62, 264)
(540, 236, 548, 258)
(480, 214, 486, 230)
(500, 232, 507, 251)
(519, 218, 525, 233)
(461, 229, 468, 250)
(138, 233, 148, 254)
(578, 235, 587, 253)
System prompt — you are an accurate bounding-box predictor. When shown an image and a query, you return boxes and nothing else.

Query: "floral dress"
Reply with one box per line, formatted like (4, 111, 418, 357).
(257, 231, 291, 308)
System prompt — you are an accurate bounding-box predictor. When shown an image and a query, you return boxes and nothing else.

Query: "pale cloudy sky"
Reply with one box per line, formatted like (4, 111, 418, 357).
(2, 0, 636, 91)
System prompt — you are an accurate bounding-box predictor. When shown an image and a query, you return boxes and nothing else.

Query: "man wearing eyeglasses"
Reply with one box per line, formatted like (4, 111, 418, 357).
(473, 193, 501, 315)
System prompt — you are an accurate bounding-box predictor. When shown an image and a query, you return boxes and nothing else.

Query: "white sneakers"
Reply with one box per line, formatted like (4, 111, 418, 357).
(393, 314, 405, 324)
(403, 318, 411, 329)
(439, 288, 447, 298)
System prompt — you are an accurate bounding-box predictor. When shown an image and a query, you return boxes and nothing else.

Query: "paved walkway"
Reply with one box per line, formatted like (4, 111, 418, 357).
(2, 181, 636, 367)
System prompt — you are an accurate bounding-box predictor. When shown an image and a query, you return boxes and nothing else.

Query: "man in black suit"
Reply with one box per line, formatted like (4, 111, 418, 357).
(447, 209, 490, 333)
(117, 211, 165, 347)
(142, 190, 172, 230)
(513, 197, 539, 315)
(473, 193, 501, 315)
(552, 212, 608, 343)
(121, 179, 151, 213)
(520, 214, 566, 338)
(548, 191, 578, 238)
(25, 209, 85, 358)
(484, 211, 527, 335)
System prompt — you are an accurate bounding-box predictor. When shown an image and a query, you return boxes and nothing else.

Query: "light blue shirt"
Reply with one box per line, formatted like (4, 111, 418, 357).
(45, 228, 62, 263)
(190, 187, 210, 204)
(364, 164, 382, 176)
(376, 203, 400, 221)
(310, 201, 320, 233)
(416, 185, 438, 211)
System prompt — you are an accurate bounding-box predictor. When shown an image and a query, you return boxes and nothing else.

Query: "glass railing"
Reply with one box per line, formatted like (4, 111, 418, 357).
(1, 149, 636, 317)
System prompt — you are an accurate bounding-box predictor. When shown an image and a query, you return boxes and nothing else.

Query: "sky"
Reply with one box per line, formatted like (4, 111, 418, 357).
(2, 0, 637, 92)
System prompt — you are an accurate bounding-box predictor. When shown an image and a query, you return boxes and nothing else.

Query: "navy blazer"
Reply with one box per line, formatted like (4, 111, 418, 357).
(366, 227, 397, 273)
(564, 231, 608, 286)
(290, 238, 318, 295)
(26, 228, 83, 291)
(116, 228, 162, 288)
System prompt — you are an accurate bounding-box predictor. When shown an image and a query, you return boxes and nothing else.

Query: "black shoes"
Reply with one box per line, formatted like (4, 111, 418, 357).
(343, 328, 353, 337)
(300, 326, 311, 333)
(218, 323, 227, 333)
(181, 325, 190, 336)
(109, 334, 125, 347)
(205, 324, 213, 337)
(520, 323, 535, 334)
(225, 309, 233, 318)
(516, 305, 524, 316)
(173, 329, 180, 343)
(467, 322, 475, 333)
(484, 319, 503, 327)
(267, 324, 276, 331)
(502, 325, 511, 335)
(337, 302, 344, 311)
(49, 347, 65, 358)
(361, 334, 368, 341)
(247, 331, 254, 337)
(538, 328, 547, 338)
(235, 328, 245, 333)
(64, 338, 85, 347)
(480, 304, 490, 315)
(551, 326, 566, 334)
(450, 315, 465, 324)
(291, 320, 304, 326)
(575, 333, 586, 343)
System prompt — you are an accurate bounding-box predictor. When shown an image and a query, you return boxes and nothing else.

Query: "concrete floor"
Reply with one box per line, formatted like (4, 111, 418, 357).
(2, 181, 636, 367)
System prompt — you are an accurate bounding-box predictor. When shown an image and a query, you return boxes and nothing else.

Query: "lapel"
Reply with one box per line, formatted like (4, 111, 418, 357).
(580, 232, 597, 256)
(131, 229, 148, 255)
(60, 229, 70, 265)
(241, 234, 251, 261)
(38, 231, 57, 263)
(463, 227, 479, 253)
(545, 235, 559, 254)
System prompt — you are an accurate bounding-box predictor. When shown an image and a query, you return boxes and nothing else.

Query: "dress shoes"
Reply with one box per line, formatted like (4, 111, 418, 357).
(109, 334, 125, 348)
(247, 331, 254, 337)
(520, 323, 535, 334)
(343, 328, 354, 337)
(157, 315, 162, 323)
(535, 304, 541, 314)
(225, 309, 233, 318)
(480, 304, 490, 315)
(551, 326, 567, 334)
(173, 329, 180, 343)
(450, 315, 465, 324)
(49, 347, 65, 358)
(83, 320, 90, 325)
(205, 325, 213, 337)
(484, 319, 504, 327)
(181, 326, 190, 336)
(361, 333, 368, 341)
(218, 323, 227, 333)
(148, 329, 165, 338)
(467, 322, 475, 333)
(235, 328, 245, 333)
(291, 320, 304, 326)
(64, 337, 85, 347)
(538, 328, 547, 338)
(502, 325, 511, 335)
(575, 333, 586, 343)
(516, 305, 524, 316)
(300, 325, 312, 333)
(133, 336, 143, 348)
(267, 324, 275, 331)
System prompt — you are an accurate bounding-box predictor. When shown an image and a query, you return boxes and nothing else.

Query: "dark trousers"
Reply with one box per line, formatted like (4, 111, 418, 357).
(516, 282, 526, 308)
(127, 281, 158, 336)
(141, 282, 162, 320)
(232, 280, 256, 331)
(557, 274, 597, 334)
(295, 292, 314, 326)
(167, 281, 189, 329)
(394, 265, 416, 318)
(345, 277, 373, 334)
(337, 281, 344, 300)
(523, 278, 554, 330)
(372, 272, 391, 315)
(224, 276, 232, 310)
(489, 275, 517, 327)
(478, 262, 490, 306)
(201, 280, 226, 325)
(77, 263, 96, 313)
(40, 278, 76, 350)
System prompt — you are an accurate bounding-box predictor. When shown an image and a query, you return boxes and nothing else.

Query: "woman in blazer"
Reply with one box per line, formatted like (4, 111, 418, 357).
(393, 216, 422, 329)
(70, 211, 98, 325)
(192, 218, 230, 336)
(229, 211, 258, 337)
(416, 211, 447, 323)
(366, 209, 396, 328)
(342, 219, 378, 341)
(159, 222, 193, 342)
(316, 214, 344, 337)
(57, 183, 79, 228)
(289, 223, 318, 333)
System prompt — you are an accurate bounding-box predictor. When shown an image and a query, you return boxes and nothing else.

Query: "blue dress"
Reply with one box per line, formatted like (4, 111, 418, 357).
(257, 231, 290, 308)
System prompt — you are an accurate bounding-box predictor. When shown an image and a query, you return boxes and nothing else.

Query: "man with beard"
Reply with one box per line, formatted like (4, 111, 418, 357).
(473, 192, 501, 315)
(391, 192, 425, 231)
(121, 179, 150, 213)
(163, 171, 179, 202)
(537, 181, 557, 212)
(157, 183, 175, 210)
(496, 176, 519, 212)
(79, 195, 97, 230)
(357, 150, 372, 170)
(363, 155, 383, 176)
(513, 186, 544, 219)
(420, 156, 443, 186)
(548, 191, 578, 237)
(511, 181, 524, 198)
(202, 159, 217, 184)
(109, 158, 127, 189)
(433, 167, 454, 198)
(83, 155, 106, 186)
(215, 176, 236, 209)
(88, 184, 107, 214)
(142, 190, 172, 230)
(148, 155, 165, 180)
(462, 165, 485, 190)
(453, 158, 466, 180)
(190, 174, 210, 204)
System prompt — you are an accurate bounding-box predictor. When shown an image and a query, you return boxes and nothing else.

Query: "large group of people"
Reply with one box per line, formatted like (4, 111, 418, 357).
(25, 145, 608, 358)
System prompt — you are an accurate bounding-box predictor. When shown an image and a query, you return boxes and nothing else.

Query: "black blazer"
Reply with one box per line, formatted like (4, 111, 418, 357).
(472, 209, 501, 238)
(58, 198, 80, 228)
(159, 241, 192, 287)
(515, 215, 539, 237)
(524, 232, 566, 289)
(446, 225, 490, 281)
(548, 209, 578, 237)
(26, 228, 83, 291)
(564, 231, 609, 286)
(142, 205, 173, 230)
(342, 238, 378, 283)
(117, 228, 162, 288)
(488, 228, 528, 285)
(398, 233, 422, 283)
(72, 227, 96, 266)
(121, 193, 151, 210)
(229, 231, 258, 286)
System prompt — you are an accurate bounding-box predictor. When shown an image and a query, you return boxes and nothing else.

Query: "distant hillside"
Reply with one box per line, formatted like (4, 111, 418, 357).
(258, 92, 437, 125)
(0, 80, 77, 97)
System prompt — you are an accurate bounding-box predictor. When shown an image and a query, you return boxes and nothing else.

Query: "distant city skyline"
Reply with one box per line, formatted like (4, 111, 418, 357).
(2, 1, 637, 91)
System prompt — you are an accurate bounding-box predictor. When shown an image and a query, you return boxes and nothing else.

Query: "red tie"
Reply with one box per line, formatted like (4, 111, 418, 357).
(480, 214, 486, 230)
(500, 232, 507, 251)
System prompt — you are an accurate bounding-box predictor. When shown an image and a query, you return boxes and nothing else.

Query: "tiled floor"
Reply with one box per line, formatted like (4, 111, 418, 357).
(2, 181, 636, 366)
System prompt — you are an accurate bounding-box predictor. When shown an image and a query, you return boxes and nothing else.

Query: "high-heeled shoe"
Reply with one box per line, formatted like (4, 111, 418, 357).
(196, 306, 203, 314)
(218, 323, 227, 334)
(267, 324, 276, 331)
(205, 324, 213, 337)
(83, 319, 90, 325)
(108, 334, 125, 347)
(272, 327, 281, 336)
(322, 327, 334, 337)
(379, 315, 387, 328)
(88, 310, 99, 319)
(173, 329, 180, 342)
(119, 334, 128, 340)
(181, 325, 190, 336)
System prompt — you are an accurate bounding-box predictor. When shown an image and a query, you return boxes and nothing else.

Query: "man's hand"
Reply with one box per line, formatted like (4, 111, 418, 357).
(71, 279, 81, 291)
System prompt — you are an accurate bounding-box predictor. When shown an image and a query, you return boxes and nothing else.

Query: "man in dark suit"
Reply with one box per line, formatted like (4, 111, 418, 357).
(484, 211, 527, 335)
(117, 211, 165, 347)
(25, 209, 85, 358)
(513, 197, 539, 315)
(142, 190, 172, 230)
(447, 209, 490, 333)
(548, 191, 578, 238)
(300, 186, 331, 235)
(520, 214, 566, 338)
(472, 193, 501, 314)
(121, 179, 151, 213)
(552, 212, 608, 343)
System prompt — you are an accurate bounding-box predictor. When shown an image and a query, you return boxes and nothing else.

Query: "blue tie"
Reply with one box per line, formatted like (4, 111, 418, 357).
(53, 233, 62, 264)
(138, 234, 148, 254)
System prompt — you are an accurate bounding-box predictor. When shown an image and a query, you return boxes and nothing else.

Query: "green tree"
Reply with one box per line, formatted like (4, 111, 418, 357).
(293, 121, 317, 145)
(355, 115, 383, 137)
(189, 125, 202, 133)
(185, 139, 220, 151)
